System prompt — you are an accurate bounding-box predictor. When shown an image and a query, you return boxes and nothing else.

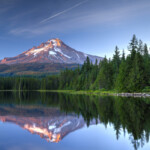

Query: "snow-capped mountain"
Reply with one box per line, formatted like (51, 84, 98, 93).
(0, 38, 103, 65)
(0, 114, 85, 143)
(0, 106, 97, 143)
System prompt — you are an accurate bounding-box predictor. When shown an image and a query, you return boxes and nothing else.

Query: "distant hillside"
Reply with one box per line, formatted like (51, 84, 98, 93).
(0, 63, 80, 76)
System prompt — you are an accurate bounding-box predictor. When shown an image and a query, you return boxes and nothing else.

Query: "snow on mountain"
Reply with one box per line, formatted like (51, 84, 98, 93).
(0, 107, 86, 143)
(0, 38, 103, 65)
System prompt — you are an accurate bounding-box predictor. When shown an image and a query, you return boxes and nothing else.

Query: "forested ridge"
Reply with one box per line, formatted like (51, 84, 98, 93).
(0, 35, 150, 92)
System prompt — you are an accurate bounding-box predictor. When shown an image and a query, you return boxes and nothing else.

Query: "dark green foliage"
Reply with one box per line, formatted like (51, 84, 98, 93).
(112, 46, 121, 87)
(116, 35, 150, 92)
(93, 57, 113, 90)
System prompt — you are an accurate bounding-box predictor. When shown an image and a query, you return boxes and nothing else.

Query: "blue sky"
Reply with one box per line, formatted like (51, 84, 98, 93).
(0, 0, 150, 59)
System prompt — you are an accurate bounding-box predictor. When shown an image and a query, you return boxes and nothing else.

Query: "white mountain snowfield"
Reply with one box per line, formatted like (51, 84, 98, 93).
(0, 38, 103, 65)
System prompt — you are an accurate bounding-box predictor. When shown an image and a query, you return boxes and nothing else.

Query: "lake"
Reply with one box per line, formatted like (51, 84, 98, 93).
(0, 92, 150, 150)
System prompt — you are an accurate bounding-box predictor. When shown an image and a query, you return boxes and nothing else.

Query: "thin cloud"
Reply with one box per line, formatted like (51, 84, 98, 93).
(9, 0, 150, 36)
(40, 0, 89, 23)
(0, 0, 20, 15)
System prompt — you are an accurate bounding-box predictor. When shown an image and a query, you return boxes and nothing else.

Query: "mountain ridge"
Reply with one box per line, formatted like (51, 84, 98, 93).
(0, 38, 103, 65)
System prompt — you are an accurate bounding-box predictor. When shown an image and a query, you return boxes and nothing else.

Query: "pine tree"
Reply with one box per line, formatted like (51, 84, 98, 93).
(94, 57, 113, 90)
(112, 46, 121, 87)
(121, 50, 125, 61)
(138, 40, 143, 54)
(115, 60, 127, 92)
(127, 52, 145, 92)
(143, 44, 150, 86)
(128, 34, 138, 60)
(115, 51, 126, 91)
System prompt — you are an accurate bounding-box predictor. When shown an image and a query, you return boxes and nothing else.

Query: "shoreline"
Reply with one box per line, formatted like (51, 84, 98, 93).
(38, 90, 150, 98)
(1, 90, 150, 98)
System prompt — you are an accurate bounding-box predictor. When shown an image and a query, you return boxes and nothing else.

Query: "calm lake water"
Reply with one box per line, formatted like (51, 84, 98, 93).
(0, 92, 150, 150)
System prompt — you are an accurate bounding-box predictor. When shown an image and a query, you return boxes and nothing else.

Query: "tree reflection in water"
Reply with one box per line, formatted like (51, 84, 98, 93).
(0, 91, 150, 150)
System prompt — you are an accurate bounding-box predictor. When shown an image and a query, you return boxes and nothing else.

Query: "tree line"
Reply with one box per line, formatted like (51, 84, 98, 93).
(0, 35, 150, 92)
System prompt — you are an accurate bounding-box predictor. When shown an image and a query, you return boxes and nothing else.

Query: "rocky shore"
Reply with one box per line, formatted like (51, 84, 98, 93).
(113, 93, 150, 98)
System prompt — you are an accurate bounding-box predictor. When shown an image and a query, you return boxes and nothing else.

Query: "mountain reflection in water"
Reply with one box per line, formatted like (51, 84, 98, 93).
(0, 107, 86, 143)
(0, 92, 150, 150)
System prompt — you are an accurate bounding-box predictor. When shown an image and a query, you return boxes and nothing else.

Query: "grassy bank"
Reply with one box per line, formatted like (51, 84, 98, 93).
(38, 90, 121, 96)
(38, 90, 150, 97)
(1, 89, 150, 97)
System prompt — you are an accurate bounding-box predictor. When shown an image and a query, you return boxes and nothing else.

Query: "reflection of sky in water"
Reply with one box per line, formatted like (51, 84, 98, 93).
(0, 121, 150, 150)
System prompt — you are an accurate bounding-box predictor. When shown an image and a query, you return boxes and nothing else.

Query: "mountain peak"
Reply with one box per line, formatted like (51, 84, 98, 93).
(47, 38, 62, 47)
(25, 38, 62, 57)
(0, 39, 103, 65)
